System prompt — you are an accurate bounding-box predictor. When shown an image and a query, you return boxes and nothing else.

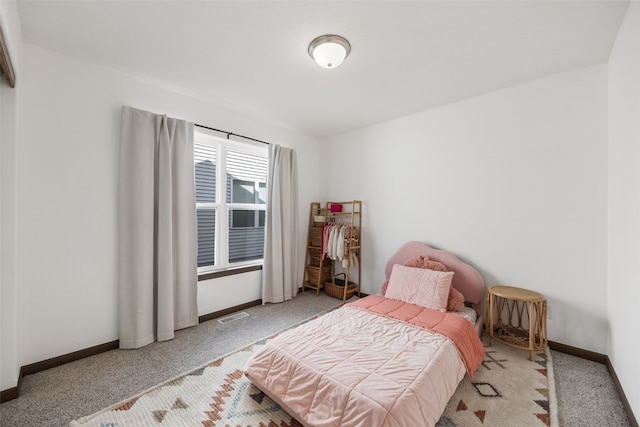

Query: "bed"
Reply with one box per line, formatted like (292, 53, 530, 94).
(244, 241, 485, 427)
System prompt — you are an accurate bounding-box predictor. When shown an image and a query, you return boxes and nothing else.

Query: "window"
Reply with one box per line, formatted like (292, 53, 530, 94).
(194, 128, 268, 272)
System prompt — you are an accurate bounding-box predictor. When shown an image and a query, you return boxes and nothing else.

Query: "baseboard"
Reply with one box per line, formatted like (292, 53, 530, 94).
(0, 377, 20, 402)
(21, 340, 120, 377)
(605, 355, 639, 427)
(198, 299, 262, 323)
(548, 340, 608, 364)
(549, 340, 638, 427)
(0, 299, 263, 403)
(0, 340, 118, 403)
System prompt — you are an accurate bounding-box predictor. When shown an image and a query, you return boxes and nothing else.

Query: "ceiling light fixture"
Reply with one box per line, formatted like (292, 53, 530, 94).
(308, 34, 351, 69)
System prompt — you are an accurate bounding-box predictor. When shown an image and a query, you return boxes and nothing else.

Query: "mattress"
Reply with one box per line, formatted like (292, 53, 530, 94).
(245, 296, 484, 427)
(454, 306, 478, 325)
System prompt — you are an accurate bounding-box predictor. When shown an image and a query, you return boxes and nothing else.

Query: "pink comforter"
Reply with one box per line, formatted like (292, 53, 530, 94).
(244, 296, 485, 427)
(348, 295, 484, 378)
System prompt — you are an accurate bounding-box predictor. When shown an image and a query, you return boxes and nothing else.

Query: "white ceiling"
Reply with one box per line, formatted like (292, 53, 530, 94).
(17, 0, 630, 139)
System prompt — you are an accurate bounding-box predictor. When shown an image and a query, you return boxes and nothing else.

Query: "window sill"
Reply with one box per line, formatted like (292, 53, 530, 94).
(198, 264, 263, 281)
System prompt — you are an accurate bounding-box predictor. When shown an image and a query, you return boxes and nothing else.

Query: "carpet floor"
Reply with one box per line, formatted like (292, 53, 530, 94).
(69, 329, 557, 427)
(0, 291, 632, 427)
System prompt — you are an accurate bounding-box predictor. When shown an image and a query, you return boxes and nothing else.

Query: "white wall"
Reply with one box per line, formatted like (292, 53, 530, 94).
(4, 12, 636, 419)
(0, 0, 22, 391)
(198, 270, 262, 316)
(323, 64, 609, 353)
(608, 1, 640, 418)
(11, 43, 322, 376)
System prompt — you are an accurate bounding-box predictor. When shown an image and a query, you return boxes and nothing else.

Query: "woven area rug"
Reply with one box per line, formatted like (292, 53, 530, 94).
(70, 329, 558, 427)
(436, 334, 558, 427)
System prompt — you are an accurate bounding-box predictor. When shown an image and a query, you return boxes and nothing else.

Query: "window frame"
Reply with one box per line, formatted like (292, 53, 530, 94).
(194, 128, 268, 276)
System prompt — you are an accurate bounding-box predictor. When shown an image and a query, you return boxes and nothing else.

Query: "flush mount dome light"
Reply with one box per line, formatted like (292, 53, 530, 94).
(308, 34, 351, 69)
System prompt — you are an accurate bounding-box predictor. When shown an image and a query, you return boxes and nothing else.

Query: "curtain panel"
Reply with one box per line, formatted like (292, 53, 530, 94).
(118, 106, 198, 349)
(262, 144, 299, 303)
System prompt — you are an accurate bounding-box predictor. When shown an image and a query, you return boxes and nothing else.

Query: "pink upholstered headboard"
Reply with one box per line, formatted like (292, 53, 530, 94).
(384, 241, 484, 307)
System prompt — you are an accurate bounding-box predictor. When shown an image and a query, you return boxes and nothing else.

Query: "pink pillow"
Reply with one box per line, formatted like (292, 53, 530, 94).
(380, 279, 390, 295)
(404, 255, 448, 272)
(385, 264, 454, 312)
(447, 286, 466, 312)
(403, 255, 465, 312)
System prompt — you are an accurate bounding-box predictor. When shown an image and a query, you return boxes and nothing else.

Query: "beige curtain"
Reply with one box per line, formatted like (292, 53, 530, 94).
(262, 144, 299, 303)
(118, 106, 198, 349)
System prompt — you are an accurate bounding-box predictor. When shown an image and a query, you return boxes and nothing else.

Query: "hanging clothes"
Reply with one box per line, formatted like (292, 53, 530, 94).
(322, 222, 359, 266)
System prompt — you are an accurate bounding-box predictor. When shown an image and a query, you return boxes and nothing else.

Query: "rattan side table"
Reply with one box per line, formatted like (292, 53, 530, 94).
(486, 285, 547, 360)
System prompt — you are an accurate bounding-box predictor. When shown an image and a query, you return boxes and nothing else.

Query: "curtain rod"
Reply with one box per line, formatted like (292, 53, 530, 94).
(195, 124, 269, 146)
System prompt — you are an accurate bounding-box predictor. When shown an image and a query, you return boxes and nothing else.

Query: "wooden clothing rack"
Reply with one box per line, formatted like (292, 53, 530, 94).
(302, 200, 362, 303)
